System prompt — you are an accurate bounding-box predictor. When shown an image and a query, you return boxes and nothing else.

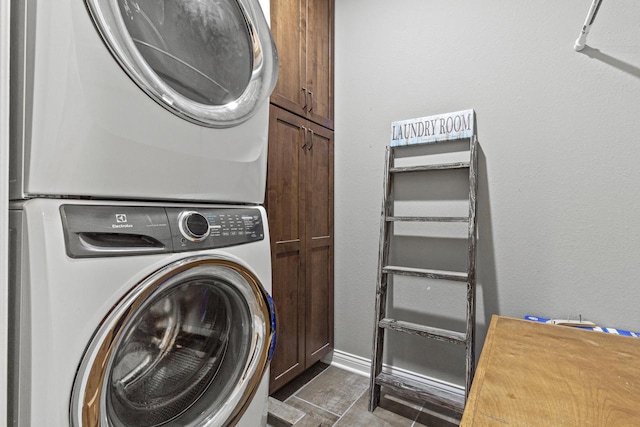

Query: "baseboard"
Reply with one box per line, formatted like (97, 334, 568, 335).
(323, 349, 465, 398)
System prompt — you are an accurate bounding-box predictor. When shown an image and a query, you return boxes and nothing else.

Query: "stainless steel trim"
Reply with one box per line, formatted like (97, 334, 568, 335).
(177, 210, 211, 242)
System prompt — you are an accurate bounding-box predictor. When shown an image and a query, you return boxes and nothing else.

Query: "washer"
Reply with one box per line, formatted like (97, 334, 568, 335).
(8, 198, 276, 426)
(9, 0, 277, 203)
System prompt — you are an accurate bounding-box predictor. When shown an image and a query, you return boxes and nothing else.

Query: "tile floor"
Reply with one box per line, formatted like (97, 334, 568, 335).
(269, 363, 461, 427)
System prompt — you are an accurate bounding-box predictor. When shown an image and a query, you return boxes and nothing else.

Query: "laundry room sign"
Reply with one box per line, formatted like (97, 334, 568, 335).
(390, 109, 475, 146)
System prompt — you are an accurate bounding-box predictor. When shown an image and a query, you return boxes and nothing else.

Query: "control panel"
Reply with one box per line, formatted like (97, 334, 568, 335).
(61, 205, 265, 258)
(165, 207, 265, 252)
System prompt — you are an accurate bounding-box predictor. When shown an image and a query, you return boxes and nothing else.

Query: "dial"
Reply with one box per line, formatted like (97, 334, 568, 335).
(178, 211, 210, 242)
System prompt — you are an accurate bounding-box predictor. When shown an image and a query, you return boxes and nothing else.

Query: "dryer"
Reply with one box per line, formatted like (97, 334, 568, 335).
(8, 199, 276, 426)
(9, 0, 277, 203)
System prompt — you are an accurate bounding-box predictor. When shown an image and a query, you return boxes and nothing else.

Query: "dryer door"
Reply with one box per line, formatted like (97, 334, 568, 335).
(85, 0, 277, 128)
(71, 256, 276, 427)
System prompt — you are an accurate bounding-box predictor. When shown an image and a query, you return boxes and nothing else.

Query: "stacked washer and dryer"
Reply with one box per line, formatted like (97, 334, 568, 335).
(8, 0, 278, 426)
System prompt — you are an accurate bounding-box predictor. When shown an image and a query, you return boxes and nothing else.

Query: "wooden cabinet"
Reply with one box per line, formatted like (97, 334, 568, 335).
(267, 0, 334, 393)
(266, 105, 334, 392)
(270, 0, 334, 129)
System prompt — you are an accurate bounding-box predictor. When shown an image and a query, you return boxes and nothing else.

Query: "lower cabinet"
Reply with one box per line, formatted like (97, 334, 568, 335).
(266, 105, 334, 392)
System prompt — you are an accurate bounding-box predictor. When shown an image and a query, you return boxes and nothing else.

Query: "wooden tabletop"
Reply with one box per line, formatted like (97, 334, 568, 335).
(461, 315, 640, 426)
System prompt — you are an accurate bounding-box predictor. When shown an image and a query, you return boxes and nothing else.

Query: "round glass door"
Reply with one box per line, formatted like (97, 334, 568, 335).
(71, 257, 276, 427)
(85, 0, 278, 127)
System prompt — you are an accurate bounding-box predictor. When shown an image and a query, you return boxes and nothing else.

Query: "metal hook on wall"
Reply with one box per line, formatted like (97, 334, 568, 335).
(574, 0, 604, 51)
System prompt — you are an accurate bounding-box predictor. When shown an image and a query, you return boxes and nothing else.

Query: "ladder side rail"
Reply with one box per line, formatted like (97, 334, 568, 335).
(465, 135, 479, 400)
(369, 146, 395, 411)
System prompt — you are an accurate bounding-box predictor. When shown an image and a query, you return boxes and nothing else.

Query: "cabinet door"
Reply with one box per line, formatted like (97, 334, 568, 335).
(304, 122, 334, 366)
(271, 0, 334, 129)
(270, 0, 307, 118)
(305, 0, 334, 129)
(266, 106, 307, 391)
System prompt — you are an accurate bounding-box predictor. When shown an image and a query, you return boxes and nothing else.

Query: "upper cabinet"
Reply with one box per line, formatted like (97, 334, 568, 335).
(270, 0, 334, 129)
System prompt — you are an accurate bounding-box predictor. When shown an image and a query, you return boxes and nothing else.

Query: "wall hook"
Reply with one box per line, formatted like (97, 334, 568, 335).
(575, 0, 604, 51)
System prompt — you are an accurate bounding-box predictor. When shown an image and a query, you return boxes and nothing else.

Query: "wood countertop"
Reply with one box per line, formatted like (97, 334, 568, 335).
(461, 315, 640, 426)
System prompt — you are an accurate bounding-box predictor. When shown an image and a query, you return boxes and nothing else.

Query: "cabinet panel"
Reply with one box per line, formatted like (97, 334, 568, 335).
(267, 106, 307, 390)
(267, 109, 304, 243)
(307, 126, 332, 238)
(271, 249, 304, 385)
(270, 0, 306, 118)
(304, 122, 333, 366)
(306, 0, 334, 129)
(306, 243, 332, 362)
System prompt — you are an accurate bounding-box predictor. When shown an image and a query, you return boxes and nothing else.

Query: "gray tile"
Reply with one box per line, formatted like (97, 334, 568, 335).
(334, 391, 416, 427)
(378, 392, 423, 421)
(267, 418, 288, 427)
(268, 397, 306, 426)
(285, 397, 340, 426)
(294, 414, 324, 427)
(294, 367, 369, 416)
(413, 401, 461, 427)
(379, 386, 424, 409)
(271, 363, 330, 402)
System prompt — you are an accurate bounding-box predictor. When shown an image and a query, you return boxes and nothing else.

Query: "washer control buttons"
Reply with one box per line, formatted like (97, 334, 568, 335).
(178, 211, 210, 242)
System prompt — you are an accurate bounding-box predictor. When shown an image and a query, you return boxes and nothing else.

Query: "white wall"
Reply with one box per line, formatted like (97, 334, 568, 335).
(258, 0, 270, 23)
(334, 0, 640, 386)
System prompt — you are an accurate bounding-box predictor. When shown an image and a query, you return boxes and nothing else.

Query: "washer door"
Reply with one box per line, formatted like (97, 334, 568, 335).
(70, 256, 276, 427)
(85, 0, 278, 128)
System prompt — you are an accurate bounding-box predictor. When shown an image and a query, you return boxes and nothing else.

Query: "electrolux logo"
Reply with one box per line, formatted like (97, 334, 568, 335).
(112, 213, 133, 229)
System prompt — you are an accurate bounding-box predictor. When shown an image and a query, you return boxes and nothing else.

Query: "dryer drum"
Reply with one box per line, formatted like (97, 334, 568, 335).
(70, 257, 274, 427)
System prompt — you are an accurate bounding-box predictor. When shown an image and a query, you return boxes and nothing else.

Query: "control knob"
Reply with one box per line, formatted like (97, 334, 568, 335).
(178, 211, 210, 242)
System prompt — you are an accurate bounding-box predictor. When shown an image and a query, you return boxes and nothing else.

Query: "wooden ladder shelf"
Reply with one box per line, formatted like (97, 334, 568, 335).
(368, 134, 479, 415)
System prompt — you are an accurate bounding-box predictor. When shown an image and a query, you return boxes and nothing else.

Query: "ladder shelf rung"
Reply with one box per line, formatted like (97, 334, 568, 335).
(382, 265, 468, 282)
(375, 372, 465, 414)
(390, 162, 470, 173)
(378, 318, 466, 344)
(386, 215, 469, 223)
